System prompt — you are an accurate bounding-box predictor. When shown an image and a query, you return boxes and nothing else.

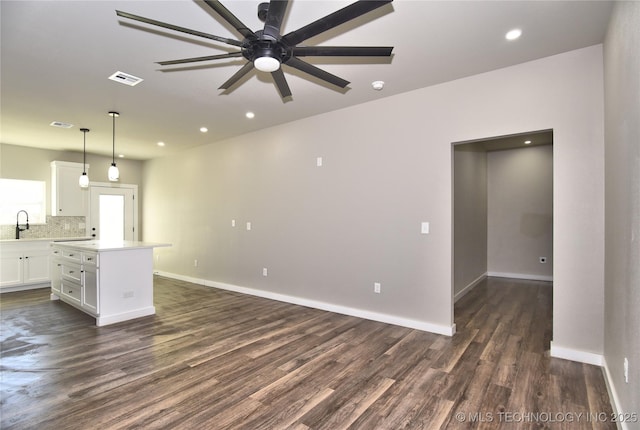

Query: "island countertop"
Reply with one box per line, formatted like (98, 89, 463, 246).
(52, 240, 171, 252)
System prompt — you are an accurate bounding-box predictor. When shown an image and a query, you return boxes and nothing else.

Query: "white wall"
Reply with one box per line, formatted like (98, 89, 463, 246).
(453, 145, 487, 298)
(144, 45, 605, 353)
(603, 1, 640, 422)
(487, 145, 553, 280)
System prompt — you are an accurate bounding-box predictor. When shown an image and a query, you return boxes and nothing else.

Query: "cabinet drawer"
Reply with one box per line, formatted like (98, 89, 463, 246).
(61, 263, 82, 283)
(82, 252, 98, 266)
(62, 250, 81, 262)
(61, 279, 81, 302)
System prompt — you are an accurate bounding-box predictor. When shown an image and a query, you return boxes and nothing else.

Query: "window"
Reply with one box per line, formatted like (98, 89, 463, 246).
(0, 179, 47, 225)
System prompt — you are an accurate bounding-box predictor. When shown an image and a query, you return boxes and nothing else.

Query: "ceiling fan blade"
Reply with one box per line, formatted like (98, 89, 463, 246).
(263, 0, 289, 40)
(292, 46, 393, 57)
(219, 62, 254, 90)
(271, 68, 292, 99)
(157, 52, 243, 66)
(116, 10, 243, 47)
(285, 57, 349, 88)
(282, 0, 392, 46)
(202, 0, 257, 41)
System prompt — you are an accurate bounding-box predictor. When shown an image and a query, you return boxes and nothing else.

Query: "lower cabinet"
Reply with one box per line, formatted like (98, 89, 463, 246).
(0, 241, 50, 291)
(52, 246, 99, 317)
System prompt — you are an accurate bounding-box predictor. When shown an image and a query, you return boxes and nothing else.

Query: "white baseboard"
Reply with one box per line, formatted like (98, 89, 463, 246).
(550, 342, 604, 366)
(602, 357, 627, 430)
(454, 272, 487, 302)
(155, 271, 456, 336)
(0, 282, 50, 294)
(487, 271, 553, 282)
(96, 306, 156, 327)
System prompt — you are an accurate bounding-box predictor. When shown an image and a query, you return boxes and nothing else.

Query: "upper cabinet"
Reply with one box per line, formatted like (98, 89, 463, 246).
(51, 161, 89, 216)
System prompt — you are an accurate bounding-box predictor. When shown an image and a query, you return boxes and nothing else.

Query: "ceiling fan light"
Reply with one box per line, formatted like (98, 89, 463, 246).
(254, 56, 280, 72)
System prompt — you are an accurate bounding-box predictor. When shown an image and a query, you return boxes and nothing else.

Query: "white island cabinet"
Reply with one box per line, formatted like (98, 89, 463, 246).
(51, 240, 170, 326)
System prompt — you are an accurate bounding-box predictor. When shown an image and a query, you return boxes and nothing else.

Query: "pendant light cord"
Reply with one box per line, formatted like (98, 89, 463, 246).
(112, 113, 116, 164)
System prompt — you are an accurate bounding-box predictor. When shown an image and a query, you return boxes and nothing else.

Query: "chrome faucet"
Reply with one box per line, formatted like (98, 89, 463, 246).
(16, 210, 30, 239)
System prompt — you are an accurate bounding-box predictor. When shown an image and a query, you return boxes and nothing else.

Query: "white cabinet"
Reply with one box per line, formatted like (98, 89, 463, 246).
(50, 240, 169, 326)
(51, 161, 89, 216)
(52, 246, 99, 316)
(0, 241, 51, 291)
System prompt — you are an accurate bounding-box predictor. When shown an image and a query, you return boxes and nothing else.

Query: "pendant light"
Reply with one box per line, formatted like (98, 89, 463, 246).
(108, 111, 120, 181)
(79, 128, 90, 188)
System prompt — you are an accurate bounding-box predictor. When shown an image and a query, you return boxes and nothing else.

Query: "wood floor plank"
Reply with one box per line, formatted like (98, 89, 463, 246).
(0, 276, 616, 429)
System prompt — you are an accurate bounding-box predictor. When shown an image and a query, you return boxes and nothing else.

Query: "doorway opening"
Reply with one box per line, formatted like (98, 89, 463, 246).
(452, 129, 553, 330)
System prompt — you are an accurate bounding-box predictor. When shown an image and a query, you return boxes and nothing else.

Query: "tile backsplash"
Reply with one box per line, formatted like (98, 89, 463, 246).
(1, 216, 87, 240)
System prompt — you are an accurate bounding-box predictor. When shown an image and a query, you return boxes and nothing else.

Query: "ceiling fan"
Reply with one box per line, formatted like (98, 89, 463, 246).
(116, 0, 394, 100)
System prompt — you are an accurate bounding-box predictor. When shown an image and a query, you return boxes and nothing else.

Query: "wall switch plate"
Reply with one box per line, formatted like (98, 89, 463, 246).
(421, 222, 429, 234)
(316, 157, 323, 167)
(246, 222, 252, 231)
(263, 268, 268, 277)
(194, 259, 198, 267)
(374, 282, 381, 293)
(231, 219, 236, 227)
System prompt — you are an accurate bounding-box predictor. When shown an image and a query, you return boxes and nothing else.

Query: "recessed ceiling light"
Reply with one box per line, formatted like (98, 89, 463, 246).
(372, 81, 384, 91)
(200, 127, 208, 133)
(505, 29, 522, 41)
(246, 111, 255, 119)
(157, 141, 166, 147)
(524, 140, 532, 145)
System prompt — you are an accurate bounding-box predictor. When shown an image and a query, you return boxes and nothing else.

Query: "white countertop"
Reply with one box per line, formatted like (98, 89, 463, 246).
(52, 240, 171, 251)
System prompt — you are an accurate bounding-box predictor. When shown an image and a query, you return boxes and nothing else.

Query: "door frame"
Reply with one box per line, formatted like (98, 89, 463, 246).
(86, 182, 139, 241)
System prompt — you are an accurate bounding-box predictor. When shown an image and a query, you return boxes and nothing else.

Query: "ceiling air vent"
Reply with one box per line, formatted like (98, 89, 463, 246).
(108, 71, 144, 86)
(50, 121, 73, 128)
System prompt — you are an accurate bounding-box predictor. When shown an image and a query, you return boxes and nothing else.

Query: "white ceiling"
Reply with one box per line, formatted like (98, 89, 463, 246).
(1, 0, 613, 161)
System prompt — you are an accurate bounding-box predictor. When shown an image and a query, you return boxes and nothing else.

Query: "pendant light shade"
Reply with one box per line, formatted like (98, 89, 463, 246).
(79, 128, 90, 188)
(108, 111, 120, 181)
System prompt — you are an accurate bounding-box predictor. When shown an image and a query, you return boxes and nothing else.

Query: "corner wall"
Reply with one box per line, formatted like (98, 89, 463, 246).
(603, 1, 640, 423)
(144, 45, 605, 354)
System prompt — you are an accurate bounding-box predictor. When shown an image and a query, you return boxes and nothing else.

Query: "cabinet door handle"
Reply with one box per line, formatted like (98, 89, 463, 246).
(25, 256, 29, 259)
(87, 257, 93, 261)
(69, 270, 74, 274)
(69, 254, 75, 257)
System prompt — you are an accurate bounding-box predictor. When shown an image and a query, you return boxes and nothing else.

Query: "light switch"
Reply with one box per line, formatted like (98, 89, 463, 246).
(316, 157, 323, 167)
(231, 219, 236, 227)
(421, 222, 430, 234)
(246, 222, 252, 231)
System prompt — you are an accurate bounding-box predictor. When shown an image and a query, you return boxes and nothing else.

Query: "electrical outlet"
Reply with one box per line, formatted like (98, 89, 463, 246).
(539, 257, 547, 264)
(624, 357, 629, 383)
(231, 219, 236, 227)
(316, 157, 323, 167)
(374, 282, 381, 294)
(194, 259, 198, 267)
(263, 268, 268, 277)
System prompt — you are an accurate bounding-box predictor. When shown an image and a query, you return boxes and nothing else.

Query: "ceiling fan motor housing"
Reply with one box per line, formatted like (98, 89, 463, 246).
(244, 37, 291, 65)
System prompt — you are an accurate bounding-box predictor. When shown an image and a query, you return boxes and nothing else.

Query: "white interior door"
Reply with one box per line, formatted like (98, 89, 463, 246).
(89, 185, 137, 241)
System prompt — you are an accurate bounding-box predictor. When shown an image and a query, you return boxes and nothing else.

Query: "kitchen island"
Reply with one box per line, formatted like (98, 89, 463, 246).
(51, 240, 170, 326)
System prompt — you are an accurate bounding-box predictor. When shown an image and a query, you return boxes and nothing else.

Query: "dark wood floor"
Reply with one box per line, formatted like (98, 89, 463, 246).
(1, 277, 614, 429)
